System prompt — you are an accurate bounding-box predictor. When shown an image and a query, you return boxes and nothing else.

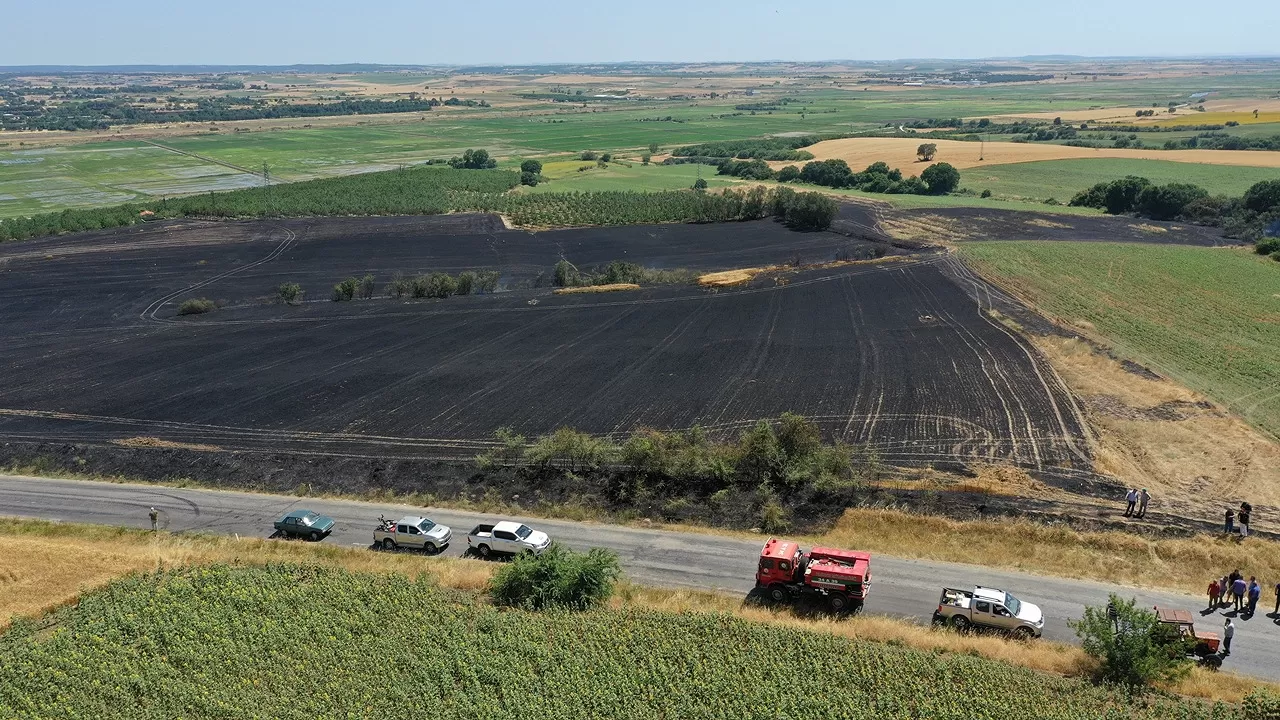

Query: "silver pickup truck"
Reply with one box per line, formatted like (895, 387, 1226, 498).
(373, 515, 452, 553)
(934, 586, 1045, 638)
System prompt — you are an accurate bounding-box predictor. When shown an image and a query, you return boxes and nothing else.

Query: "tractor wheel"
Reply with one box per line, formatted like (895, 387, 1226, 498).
(769, 584, 788, 603)
(952, 615, 972, 632)
(381, 538, 396, 551)
(829, 593, 849, 613)
(1200, 654, 1223, 671)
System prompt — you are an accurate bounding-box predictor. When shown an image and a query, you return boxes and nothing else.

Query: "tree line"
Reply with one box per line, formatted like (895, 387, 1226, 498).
(671, 137, 820, 161)
(1070, 177, 1280, 251)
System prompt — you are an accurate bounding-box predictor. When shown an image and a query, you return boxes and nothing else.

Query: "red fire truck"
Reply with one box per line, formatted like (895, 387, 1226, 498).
(755, 537, 871, 613)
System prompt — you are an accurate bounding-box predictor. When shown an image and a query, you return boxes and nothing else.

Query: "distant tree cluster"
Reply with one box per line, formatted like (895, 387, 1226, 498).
(1071, 177, 1280, 250)
(671, 137, 819, 161)
(448, 149, 498, 169)
(0, 97, 444, 131)
(772, 159, 958, 196)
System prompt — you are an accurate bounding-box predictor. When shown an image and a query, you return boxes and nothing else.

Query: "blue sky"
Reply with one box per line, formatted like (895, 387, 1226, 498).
(5, 0, 1278, 65)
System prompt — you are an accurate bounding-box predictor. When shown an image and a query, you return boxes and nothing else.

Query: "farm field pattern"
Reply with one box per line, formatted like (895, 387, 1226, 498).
(0, 215, 1091, 474)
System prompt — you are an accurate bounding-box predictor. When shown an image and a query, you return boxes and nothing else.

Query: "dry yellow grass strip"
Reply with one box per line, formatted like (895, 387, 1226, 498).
(112, 436, 221, 452)
(802, 137, 1280, 171)
(810, 507, 1280, 598)
(0, 520, 494, 628)
(697, 267, 777, 287)
(552, 283, 641, 294)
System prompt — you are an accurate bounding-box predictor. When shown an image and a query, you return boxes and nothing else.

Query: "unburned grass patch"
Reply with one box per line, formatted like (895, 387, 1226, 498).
(552, 283, 641, 294)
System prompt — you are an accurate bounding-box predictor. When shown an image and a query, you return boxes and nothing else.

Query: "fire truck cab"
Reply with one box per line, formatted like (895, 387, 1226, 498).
(755, 537, 871, 613)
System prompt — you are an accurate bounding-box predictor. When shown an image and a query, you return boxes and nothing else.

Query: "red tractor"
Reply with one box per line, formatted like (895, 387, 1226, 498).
(755, 537, 871, 613)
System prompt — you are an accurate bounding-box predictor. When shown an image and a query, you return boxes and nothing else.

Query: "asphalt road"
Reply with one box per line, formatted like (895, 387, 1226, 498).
(4, 474, 1278, 681)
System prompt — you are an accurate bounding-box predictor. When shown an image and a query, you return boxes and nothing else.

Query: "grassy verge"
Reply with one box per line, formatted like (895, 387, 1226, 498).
(959, 242, 1280, 438)
(0, 519, 1270, 711)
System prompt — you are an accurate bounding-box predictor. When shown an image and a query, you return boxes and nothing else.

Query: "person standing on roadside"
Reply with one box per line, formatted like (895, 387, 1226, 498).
(1208, 578, 1221, 609)
(1225, 507, 1235, 534)
(1273, 579, 1280, 616)
(1232, 575, 1247, 612)
(1247, 578, 1261, 616)
(1222, 618, 1235, 656)
(149, 507, 159, 532)
(1221, 575, 1232, 608)
(1137, 489, 1151, 518)
(1124, 488, 1138, 517)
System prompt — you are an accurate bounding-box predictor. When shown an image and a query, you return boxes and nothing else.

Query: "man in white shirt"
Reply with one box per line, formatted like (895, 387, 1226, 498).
(1124, 489, 1138, 517)
(1222, 618, 1235, 657)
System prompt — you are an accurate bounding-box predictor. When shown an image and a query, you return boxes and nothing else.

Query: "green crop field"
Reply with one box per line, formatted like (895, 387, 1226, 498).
(961, 242, 1280, 437)
(525, 160, 735, 193)
(961, 159, 1280, 204)
(0, 564, 1232, 719)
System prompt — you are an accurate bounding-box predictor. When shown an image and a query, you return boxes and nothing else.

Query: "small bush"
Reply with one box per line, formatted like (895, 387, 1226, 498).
(980, 189, 992, 198)
(332, 277, 357, 301)
(455, 271, 477, 295)
(275, 282, 303, 305)
(475, 270, 500, 293)
(1243, 687, 1280, 719)
(487, 544, 621, 611)
(385, 273, 413, 299)
(357, 274, 376, 300)
(177, 298, 216, 316)
(580, 150, 598, 161)
(1256, 238, 1280, 255)
(519, 159, 543, 175)
(424, 272, 457, 298)
(520, 172, 539, 187)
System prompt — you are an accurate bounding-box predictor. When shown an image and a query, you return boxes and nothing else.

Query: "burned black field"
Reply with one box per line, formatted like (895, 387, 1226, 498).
(0, 214, 1092, 474)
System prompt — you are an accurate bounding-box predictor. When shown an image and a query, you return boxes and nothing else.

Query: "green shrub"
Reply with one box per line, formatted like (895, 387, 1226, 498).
(176, 298, 216, 316)
(385, 273, 413, 299)
(1242, 687, 1280, 719)
(778, 191, 838, 231)
(553, 259, 580, 287)
(1256, 238, 1280, 255)
(527, 427, 612, 471)
(520, 159, 543, 175)
(980, 189, 993, 198)
(424, 272, 457, 299)
(1069, 594, 1191, 689)
(455, 271, 477, 295)
(487, 544, 621, 611)
(475, 270, 500, 293)
(275, 282, 303, 305)
(357, 274, 376, 300)
(331, 277, 357, 301)
(921, 162, 961, 195)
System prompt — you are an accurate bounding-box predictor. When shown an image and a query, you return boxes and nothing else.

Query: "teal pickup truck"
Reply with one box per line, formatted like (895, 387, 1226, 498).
(273, 509, 335, 542)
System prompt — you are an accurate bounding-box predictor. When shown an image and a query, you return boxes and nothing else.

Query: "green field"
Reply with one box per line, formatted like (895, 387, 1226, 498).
(961, 159, 1280, 203)
(5, 67, 1280, 219)
(525, 160, 736, 193)
(0, 564, 1231, 720)
(961, 242, 1280, 437)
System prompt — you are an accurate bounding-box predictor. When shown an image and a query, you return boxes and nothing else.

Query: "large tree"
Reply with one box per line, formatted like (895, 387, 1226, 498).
(921, 162, 961, 195)
(916, 143, 937, 161)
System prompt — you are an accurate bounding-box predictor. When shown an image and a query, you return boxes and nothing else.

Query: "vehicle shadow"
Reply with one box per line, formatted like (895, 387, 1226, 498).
(742, 587, 861, 620)
(460, 547, 514, 562)
(370, 542, 451, 556)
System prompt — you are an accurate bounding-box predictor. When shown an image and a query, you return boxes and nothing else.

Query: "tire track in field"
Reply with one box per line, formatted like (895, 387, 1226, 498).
(942, 256, 1094, 466)
(140, 225, 298, 323)
(702, 289, 786, 428)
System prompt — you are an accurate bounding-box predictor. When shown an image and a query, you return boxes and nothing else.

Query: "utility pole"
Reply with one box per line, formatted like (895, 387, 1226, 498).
(262, 162, 272, 217)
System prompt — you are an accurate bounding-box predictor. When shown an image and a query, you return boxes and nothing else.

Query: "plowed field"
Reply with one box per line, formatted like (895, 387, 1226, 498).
(0, 214, 1091, 473)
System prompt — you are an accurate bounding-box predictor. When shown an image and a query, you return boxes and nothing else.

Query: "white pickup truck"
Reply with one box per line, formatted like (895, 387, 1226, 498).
(933, 586, 1045, 638)
(466, 521, 551, 558)
(374, 515, 452, 553)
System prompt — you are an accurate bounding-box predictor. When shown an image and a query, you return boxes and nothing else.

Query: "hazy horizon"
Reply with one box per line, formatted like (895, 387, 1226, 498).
(7, 0, 1277, 66)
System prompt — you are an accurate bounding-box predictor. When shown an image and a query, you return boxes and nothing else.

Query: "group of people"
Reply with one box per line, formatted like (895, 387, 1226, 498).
(1206, 571, 1279, 656)
(1224, 502, 1254, 539)
(1122, 488, 1151, 518)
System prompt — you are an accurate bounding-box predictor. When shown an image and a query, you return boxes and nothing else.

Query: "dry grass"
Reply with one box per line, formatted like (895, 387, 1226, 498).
(1031, 336, 1280, 517)
(878, 213, 972, 243)
(2, 517, 1270, 704)
(810, 507, 1280, 599)
(1025, 218, 1073, 229)
(112, 436, 221, 452)
(552, 283, 641, 294)
(802, 137, 1280, 171)
(698, 266, 778, 287)
(0, 519, 494, 628)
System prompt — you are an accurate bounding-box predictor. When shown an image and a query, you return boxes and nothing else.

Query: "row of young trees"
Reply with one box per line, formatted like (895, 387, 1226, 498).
(1069, 177, 1280, 248)
(671, 137, 820, 161)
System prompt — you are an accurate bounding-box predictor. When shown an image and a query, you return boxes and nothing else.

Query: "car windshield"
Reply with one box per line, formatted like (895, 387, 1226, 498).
(1005, 592, 1022, 616)
(419, 519, 436, 532)
(515, 524, 533, 539)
